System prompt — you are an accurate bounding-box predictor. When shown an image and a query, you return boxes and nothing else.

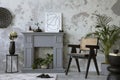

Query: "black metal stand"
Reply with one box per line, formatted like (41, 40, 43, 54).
(5, 54, 18, 73)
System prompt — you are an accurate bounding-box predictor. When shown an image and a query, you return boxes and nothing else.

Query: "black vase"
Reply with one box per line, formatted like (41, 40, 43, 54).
(9, 41, 15, 55)
(109, 55, 120, 66)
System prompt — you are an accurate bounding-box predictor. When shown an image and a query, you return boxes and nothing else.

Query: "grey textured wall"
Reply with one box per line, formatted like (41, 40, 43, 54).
(0, 0, 120, 72)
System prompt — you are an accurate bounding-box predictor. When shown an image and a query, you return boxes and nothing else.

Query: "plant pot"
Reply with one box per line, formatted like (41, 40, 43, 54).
(107, 55, 120, 79)
(41, 65, 48, 69)
(109, 55, 120, 66)
(9, 41, 15, 55)
(101, 63, 110, 75)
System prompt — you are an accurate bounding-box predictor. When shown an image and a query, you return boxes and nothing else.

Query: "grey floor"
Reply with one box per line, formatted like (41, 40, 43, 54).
(57, 71, 107, 80)
(0, 71, 107, 80)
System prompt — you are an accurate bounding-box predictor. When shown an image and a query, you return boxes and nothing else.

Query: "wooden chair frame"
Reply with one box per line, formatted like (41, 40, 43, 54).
(65, 38, 100, 78)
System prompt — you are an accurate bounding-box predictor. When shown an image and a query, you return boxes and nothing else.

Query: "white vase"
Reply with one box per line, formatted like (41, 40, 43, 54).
(41, 65, 48, 69)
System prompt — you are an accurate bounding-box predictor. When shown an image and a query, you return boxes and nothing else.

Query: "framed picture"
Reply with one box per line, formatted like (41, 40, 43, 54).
(45, 12, 62, 32)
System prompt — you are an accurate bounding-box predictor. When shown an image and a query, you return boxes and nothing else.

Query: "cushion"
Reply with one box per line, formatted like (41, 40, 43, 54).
(68, 53, 89, 58)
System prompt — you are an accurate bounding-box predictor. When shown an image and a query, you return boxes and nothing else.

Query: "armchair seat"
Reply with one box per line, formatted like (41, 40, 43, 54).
(68, 53, 89, 58)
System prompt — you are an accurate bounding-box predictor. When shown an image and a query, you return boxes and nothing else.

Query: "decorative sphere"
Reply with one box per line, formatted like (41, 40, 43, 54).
(9, 31, 18, 40)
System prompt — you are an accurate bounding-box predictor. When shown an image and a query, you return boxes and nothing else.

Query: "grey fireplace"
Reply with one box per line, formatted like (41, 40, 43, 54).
(22, 32, 64, 73)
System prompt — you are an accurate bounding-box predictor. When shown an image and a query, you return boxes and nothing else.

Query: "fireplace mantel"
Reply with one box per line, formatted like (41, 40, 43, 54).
(22, 32, 64, 73)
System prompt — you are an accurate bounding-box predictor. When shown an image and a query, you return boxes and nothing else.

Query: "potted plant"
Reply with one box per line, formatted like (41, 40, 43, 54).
(46, 54, 53, 68)
(32, 54, 53, 69)
(41, 54, 53, 69)
(86, 14, 120, 75)
(86, 14, 120, 63)
(40, 59, 49, 69)
(32, 58, 44, 69)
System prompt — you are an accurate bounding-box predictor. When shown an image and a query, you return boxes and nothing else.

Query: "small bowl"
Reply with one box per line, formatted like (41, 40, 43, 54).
(113, 49, 119, 54)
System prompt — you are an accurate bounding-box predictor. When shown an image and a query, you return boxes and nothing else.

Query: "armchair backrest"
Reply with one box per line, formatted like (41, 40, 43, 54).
(80, 38, 98, 51)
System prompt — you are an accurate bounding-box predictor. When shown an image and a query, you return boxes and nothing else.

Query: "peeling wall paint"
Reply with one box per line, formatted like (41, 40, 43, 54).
(72, 12, 89, 26)
(0, 0, 120, 72)
(112, 0, 120, 16)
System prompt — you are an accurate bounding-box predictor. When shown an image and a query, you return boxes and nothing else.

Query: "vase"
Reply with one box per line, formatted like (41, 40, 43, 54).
(107, 55, 120, 80)
(9, 41, 15, 55)
(109, 55, 120, 67)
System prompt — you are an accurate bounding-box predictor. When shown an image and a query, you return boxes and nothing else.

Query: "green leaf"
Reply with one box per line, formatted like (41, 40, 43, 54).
(86, 14, 120, 63)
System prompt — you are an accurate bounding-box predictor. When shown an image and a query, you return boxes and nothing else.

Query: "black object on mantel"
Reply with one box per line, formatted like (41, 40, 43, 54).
(29, 26, 32, 31)
(33, 27, 42, 32)
(36, 27, 42, 32)
(59, 30, 63, 32)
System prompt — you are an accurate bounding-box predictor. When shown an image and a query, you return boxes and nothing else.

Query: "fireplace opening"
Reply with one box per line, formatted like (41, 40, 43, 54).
(33, 47, 53, 69)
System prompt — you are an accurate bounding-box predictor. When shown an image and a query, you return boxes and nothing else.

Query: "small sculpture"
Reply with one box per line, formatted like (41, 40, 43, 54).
(35, 27, 42, 32)
(37, 73, 53, 78)
(113, 49, 119, 54)
(29, 26, 32, 31)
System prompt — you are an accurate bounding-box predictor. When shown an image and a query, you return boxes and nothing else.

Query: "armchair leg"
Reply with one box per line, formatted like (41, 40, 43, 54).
(75, 58, 81, 72)
(65, 57, 72, 75)
(85, 56, 92, 79)
(93, 56, 100, 75)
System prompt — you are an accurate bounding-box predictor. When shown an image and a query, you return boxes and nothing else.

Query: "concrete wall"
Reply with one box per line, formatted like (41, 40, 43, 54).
(0, 0, 120, 72)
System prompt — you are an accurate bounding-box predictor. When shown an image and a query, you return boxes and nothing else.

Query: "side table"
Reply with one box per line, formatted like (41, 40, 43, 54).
(5, 54, 18, 73)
